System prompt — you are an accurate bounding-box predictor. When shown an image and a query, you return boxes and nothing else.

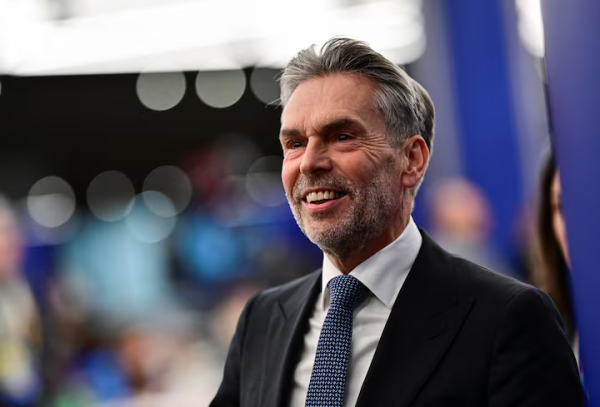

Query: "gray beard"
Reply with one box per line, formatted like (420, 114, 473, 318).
(286, 156, 400, 259)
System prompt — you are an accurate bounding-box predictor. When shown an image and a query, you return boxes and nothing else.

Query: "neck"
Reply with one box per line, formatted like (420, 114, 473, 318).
(326, 214, 411, 274)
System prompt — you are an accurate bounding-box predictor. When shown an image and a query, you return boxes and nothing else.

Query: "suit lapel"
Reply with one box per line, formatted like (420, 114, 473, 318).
(356, 231, 474, 407)
(260, 271, 321, 407)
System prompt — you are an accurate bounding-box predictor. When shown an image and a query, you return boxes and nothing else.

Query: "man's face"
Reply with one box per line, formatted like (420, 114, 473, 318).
(280, 74, 405, 257)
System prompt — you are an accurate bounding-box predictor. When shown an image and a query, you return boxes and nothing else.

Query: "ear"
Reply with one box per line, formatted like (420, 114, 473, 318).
(400, 135, 429, 189)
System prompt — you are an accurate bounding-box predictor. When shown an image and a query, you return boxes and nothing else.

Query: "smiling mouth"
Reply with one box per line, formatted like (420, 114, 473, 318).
(303, 190, 347, 205)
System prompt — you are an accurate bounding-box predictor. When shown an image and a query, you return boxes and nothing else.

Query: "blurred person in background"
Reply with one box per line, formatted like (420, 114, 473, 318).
(211, 38, 583, 407)
(48, 307, 220, 407)
(428, 177, 516, 278)
(531, 154, 578, 363)
(209, 284, 262, 357)
(0, 196, 43, 406)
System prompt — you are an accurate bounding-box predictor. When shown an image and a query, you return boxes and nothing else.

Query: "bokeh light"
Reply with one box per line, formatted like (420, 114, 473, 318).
(245, 156, 286, 207)
(143, 166, 192, 216)
(250, 68, 281, 105)
(125, 192, 177, 243)
(195, 70, 246, 108)
(28, 213, 80, 246)
(136, 72, 186, 111)
(27, 176, 76, 228)
(141, 190, 177, 218)
(87, 171, 135, 222)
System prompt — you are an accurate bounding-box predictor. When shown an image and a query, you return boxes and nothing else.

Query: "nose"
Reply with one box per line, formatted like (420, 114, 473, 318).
(299, 138, 333, 175)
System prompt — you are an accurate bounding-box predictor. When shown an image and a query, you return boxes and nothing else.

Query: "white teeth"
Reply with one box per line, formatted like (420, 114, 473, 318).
(306, 190, 342, 203)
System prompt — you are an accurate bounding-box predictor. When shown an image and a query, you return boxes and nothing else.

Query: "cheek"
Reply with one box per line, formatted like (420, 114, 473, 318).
(281, 161, 298, 194)
(341, 152, 395, 186)
(337, 153, 374, 178)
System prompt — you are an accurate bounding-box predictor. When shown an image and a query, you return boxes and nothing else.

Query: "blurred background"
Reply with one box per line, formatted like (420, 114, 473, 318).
(0, 0, 553, 405)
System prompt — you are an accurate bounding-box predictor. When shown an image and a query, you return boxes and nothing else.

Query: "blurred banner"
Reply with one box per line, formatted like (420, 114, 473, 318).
(543, 0, 600, 403)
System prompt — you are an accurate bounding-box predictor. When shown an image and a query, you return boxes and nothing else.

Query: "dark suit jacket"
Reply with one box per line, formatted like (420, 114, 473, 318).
(211, 230, 584, 407)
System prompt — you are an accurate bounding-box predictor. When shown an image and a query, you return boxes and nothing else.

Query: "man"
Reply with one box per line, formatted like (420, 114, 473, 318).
(211, 38, 583, 407)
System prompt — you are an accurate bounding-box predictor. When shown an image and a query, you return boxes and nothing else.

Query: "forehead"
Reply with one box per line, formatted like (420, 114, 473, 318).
(281, 74, 379, 128)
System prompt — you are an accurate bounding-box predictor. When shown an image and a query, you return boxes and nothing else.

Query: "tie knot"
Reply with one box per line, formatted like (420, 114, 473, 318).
(327, 275, 368, 310)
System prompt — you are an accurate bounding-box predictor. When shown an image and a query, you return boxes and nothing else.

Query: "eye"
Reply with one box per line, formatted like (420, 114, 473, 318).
(338, 134, 350, 141)
(288, 140, 303, 149)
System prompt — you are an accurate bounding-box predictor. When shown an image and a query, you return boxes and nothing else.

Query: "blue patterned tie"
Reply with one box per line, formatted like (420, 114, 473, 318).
(305, 275, 368, 407)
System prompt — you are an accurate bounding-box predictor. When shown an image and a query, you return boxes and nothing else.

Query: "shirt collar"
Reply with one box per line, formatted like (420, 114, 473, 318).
(321, 217, 422, 310)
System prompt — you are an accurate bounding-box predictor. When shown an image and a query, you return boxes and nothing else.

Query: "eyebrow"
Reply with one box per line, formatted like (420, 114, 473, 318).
(279, 128, 301, 139)
(279, 118, 364, 139)
(321, 119, 363, 133)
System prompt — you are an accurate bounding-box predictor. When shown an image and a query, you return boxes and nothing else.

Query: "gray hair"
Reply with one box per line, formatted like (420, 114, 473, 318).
(279, 37, 435, 153)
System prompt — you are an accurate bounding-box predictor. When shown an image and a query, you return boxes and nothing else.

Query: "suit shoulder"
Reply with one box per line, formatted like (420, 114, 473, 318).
(445, 255, 563, 335)
(420, 230, 540, 305)
(253, 270, 321, 305)
(449, 255, 540, 303)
